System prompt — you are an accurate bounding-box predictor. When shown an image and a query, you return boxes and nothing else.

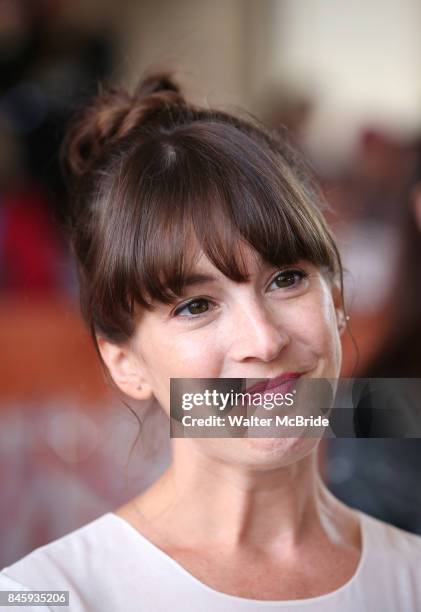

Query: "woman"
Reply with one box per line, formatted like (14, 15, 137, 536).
(1, 73, 420, 611)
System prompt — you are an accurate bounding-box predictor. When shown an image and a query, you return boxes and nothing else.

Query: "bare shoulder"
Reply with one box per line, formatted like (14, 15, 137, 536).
(113, 499, 145, 531)
(114, 501, 133, 522)
(320, 489, 362, 553)
(113, 497, 169, 550)
(113, 473, 178, 547)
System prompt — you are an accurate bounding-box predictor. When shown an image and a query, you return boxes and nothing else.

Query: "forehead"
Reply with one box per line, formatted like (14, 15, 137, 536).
(192, 242, 263, 276)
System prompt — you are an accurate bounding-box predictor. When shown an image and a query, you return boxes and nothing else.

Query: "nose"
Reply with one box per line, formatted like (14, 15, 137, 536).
(228, 299, 290, 363)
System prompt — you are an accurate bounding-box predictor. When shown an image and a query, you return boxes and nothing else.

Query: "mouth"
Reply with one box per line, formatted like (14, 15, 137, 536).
(244, 372, 303, 396)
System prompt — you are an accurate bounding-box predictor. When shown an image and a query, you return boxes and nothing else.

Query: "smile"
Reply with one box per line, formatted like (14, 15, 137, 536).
(245, 372, 303, 396)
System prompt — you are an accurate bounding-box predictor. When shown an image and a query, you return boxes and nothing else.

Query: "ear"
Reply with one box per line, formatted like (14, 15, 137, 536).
(96, 336, 154, 401)
(331, 281, 347, 337)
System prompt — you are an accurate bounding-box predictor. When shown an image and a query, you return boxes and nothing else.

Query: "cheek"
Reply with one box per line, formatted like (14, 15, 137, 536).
(143, 328, 226, 416)
(143, 325, 224, 380)
(291, 290, 341, 372)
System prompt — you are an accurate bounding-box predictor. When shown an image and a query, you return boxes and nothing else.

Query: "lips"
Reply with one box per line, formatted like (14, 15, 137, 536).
(245, 372, 302, 396)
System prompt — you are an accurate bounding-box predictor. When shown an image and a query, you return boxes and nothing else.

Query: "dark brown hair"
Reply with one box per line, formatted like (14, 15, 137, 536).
(62, 72, 345, 373)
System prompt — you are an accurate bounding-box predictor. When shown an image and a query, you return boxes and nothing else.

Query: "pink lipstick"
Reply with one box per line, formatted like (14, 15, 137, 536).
(245, 372, 302, 396)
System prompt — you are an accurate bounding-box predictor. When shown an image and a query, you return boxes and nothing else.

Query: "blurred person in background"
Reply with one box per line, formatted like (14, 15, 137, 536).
(327, 137, 421, 535)
(326, 129, 419, 319)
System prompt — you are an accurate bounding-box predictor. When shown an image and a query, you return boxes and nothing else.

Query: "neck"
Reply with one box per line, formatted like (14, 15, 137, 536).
(133, 439, 347, 554)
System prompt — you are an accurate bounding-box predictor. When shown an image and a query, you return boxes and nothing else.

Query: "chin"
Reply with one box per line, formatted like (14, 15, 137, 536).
(246, 436, 318, 467)
(212, 436, 319, 471)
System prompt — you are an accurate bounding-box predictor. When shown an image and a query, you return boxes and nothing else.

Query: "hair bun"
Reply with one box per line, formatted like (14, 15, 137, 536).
(63, 72, 183, 178)
(134, 73, 180, 97)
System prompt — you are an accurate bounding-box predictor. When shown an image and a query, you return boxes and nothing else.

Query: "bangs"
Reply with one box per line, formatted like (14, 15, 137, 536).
(88, 120, 341, 341)
(121, 122, 339, 312)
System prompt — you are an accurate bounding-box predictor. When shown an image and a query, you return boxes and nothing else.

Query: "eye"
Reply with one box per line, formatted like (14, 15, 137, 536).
(268, 268, 308, 290)
(173, 297, 214, 318)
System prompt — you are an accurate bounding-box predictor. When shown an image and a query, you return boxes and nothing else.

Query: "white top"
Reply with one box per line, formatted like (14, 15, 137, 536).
(1, 511, 421, 611)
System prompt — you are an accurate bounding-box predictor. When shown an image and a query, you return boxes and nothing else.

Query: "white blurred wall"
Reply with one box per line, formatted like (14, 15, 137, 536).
(120, 0, 248, 107)
(57, 0, 272, 109)
(271, 0, 421, 166)
(52, 0, 421, 162)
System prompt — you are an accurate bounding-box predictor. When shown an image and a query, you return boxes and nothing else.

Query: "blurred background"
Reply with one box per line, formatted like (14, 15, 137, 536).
(1, 0, 421, 567)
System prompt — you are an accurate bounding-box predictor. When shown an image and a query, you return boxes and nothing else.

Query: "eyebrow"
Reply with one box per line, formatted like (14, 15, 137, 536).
(160, 273, 219, 301)
(179, 273, 219, 289)
(176, 263, 267, 293)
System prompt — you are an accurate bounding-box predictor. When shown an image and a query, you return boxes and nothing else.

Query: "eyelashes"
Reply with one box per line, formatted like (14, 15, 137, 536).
(269, 268, 308, 290)
(174, 297, 211, 318)
(172, 268, 309, 320)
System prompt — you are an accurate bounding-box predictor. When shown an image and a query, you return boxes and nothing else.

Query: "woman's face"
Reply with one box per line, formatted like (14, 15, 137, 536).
(106, 243, 344, 469)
